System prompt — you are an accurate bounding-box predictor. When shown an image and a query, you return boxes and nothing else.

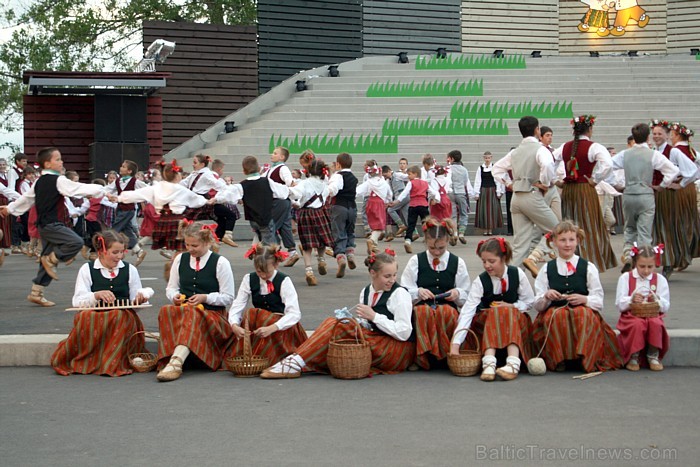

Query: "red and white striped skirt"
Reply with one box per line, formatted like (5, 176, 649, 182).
(616, 312, 670, 365)
(51, 309, 146, 377)
(296, 317, 415, 375)
(475, 187, 503, 230)
(531, 305, 623, 372)
(225, 308, 308, 366)
(157, 304, 234, 371)
(653, 189, 689, 269)
(139, 203, 160, 237)
(413, 303, 459, 369)
(468, 305, 533, 362)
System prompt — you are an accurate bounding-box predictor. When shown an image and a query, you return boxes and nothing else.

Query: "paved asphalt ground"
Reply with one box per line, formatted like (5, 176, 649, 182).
(1, 367, 697, 466)
(1, 235, 699, 334)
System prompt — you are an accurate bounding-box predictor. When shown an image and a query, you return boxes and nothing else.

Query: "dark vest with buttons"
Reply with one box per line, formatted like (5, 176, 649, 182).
(250, 271, 287, 313)
(416, 252, 458, 305)
(477, 266, 519, 312)
(546, 259, 589, 307)
(89, 261, 131, 306)
(362, 282, 415, 342)
(334, 171, 358, 209)
(479, 166, 496, 188)
(116, 177, 137, 211)
(178, 252, 224, 312)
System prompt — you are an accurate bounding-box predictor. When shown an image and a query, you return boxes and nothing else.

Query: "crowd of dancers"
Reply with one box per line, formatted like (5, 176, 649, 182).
(0, 114, 697, 381)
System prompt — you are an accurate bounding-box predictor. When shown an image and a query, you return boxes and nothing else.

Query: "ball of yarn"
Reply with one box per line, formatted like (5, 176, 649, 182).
(132, 357, 144, 365)
(527, 357, 547, 376)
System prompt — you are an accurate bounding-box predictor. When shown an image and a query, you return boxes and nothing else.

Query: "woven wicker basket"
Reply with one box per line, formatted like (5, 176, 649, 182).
(447, 328, 481, 377)
(225, 317, 269, 377)
(629, 286, 661, 318)
(128, 331, 159, 373)
(630, 301, 660, 318)
(327, 318, 372, 380)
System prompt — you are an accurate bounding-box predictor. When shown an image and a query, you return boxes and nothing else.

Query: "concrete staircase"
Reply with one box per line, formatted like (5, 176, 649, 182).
(166, 54, 700, 237)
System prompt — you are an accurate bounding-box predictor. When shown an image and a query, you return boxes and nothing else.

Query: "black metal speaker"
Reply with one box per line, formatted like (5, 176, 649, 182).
(89, 142, 150, 179)
(94, 96, 148, 143)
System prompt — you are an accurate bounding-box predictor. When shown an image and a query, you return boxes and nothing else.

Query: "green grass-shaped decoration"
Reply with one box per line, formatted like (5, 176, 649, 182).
(415, 54, 526, 70)
(450, 101, 573, 119)
(382, 118, 508, 136)
(366, 79, 483, 98)
(268, 133, 398, 154)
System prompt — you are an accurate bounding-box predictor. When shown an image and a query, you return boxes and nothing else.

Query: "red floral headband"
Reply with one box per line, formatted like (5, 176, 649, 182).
(650, 119, 670, 130)
(367, 248, 396, 264)
(200, 224, 218, 243)
(571, 115, 595, 127)
(669, 122, 694, 138)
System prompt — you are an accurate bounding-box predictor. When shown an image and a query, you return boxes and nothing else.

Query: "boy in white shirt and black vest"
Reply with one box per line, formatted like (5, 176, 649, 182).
(328, 152, 359, 276)
(1, 147, 105, 306)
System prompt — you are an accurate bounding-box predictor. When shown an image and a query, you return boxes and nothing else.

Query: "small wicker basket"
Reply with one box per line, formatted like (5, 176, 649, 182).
(447, 328, 481, 377)
(225, 317, 269, 377)
(630, 301, 660, 318)
(327, 318, 372, 380)
(629, 286, 661, 318)
(128, 331, 159, 373)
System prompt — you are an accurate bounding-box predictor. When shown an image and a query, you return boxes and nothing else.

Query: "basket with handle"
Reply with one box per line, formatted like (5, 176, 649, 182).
(447, 328, 481, 376)
(327, 318, 372, 380)
(128, 331, 160, 373)
(225, 316, 269, 377)
(629, 286, 660, 318)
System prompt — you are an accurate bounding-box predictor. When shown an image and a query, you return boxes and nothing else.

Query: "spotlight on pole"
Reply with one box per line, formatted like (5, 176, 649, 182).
(531, 50, 542, 58)
(690, 48, 699, 56)
(397, 52, 409, 64)
(328, 65, 339, 77)
(492, 49, 504, 59)
(224, 121, 236, 133)
(436, 47, 447, 59)
(295, 80, 307, 92)
(589, 51, 600, 58)
(628, 50, 638, 57)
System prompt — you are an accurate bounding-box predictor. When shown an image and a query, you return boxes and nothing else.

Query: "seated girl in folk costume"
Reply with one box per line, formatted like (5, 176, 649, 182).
(451, 237, 535, 382)
(260, 250, 415, 378)
(51, 230, 154, 376)
(532, 221, 623, 373)
(157, 222, 235, 382)
(112, 160, 207, 276)
(400, 217, 471, 369)
(616, 244, 670, 372)
(226, 243, 308, 366)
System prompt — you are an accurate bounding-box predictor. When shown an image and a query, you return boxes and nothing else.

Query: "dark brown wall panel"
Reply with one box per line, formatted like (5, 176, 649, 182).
(258, 0, 363, 93)
(24, 95, 164, 180)
(143, 21, 258, 152)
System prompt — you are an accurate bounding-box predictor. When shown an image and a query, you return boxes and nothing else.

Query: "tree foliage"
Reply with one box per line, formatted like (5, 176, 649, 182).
(0, 0, 256, 133)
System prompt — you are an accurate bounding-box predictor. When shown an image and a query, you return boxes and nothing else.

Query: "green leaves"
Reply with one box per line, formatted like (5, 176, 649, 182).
(268, 133, 399, 154)
(415, 54, 526, 70)
(0, 0, 256, 132)
(366, 79, 483, 98)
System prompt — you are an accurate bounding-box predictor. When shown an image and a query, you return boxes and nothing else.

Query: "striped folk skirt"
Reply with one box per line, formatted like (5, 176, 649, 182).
(413, 304, 460, 369)
(677, 185, 700, 258)
(297, 207, 335, 251)
(468, 305, 534, 362)
(532, 305, 623, 373)
(365, 194, 387, 231)
(225, 308, 308, 366)
(475, 187, 503, 230)
(616, 312, 670, 366)
(296, 317, 415, 375)
(582, 8, 609, 28)
(612, 195, 624, 231)
(51, 309, 146, 377)
(561, 183, 617, 272)
(652, 189, 690, 269)
(157, 305, 234, 371)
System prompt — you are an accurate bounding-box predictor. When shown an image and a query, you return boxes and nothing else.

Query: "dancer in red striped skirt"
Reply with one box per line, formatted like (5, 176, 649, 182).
(157, 222, 235, 382)
(226, 243, 307, 366)
(474, 152, 504, 236)
(532, 221, 623, 373)
(357, 163, 392, 255)
(261, 250, 415, 378)
(400, 217, 471, 369)
(51, 230, 154, 376)
(451, 237, 534, 381)
(616, 245, 670, 372)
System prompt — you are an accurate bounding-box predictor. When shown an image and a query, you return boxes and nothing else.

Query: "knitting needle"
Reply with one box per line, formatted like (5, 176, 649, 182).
(572, 371, 602, 380)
